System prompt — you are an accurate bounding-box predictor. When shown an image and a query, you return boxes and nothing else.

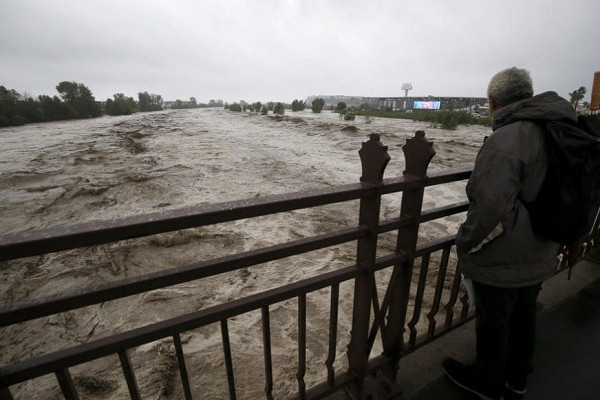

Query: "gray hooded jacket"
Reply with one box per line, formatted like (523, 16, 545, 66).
(456, 91, 577, 287)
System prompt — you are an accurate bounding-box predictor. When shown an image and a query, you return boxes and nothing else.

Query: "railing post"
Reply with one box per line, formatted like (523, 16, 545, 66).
(381, 130, 435, 381)
(346, 134, 390, 399)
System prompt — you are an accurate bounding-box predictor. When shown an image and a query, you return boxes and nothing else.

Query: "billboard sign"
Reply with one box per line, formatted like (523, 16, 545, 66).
(413, 101, 441, 110)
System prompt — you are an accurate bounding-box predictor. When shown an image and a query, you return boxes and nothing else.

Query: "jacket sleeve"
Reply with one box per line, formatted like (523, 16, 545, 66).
(456, 129, 524, 254)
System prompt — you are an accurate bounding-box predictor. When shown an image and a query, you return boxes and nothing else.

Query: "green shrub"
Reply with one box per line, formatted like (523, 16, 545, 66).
(311, 98, 325, 113)
(273, 102, 285, 115)
(291, 99, 305, 111)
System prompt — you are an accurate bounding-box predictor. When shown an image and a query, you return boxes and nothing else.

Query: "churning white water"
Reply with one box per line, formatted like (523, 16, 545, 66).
(0, 108, 488, 399)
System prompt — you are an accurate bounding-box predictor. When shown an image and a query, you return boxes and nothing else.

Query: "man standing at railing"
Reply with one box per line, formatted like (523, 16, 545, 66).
(442, 67, 577, 400)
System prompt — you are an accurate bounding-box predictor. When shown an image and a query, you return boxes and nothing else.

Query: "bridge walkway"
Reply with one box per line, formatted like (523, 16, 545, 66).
(406, 257, 600, 400)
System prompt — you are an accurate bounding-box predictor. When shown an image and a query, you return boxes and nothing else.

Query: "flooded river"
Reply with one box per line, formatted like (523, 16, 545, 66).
(0, 108, 489, 399)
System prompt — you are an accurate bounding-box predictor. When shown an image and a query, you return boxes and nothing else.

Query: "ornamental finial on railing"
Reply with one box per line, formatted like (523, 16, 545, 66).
(402, 130, 436, 178)
(359, 133, 391, 184)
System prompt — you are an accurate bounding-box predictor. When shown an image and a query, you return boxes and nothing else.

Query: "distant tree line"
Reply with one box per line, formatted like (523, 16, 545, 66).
(1, 82, 103, 126)
(105, 93, 137, 116)
(0, 82, 165, 126)
(1, 80, 329, 127)
(171, 97, 198, 109)
(166, 98, 225, 109)
(0, 81, 226, 127)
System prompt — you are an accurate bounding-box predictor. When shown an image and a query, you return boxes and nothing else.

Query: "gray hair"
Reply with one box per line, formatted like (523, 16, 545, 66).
(487, 67, 533, 107)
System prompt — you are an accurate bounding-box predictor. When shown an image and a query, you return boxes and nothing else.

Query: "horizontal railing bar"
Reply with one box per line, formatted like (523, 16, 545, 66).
(378, 202, 469, 234)
(0, 263, 362, 387)
(367, 235, 456, 274)
(380, 175, 423, 194)
(379, 166, 472, 195)
(0, 183, 374, 261)
(0, 226, 368, 327)
(414, 235, 456, 257)
(372, 252, 406, 271)
(419, 202, 470, 223)
(0, 168, 471, 262)
(378, 215, 413, 234)
(423, 166, 473, 187)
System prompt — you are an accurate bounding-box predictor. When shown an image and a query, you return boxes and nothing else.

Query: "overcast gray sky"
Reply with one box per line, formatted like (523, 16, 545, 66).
(1, 0, 599, 104)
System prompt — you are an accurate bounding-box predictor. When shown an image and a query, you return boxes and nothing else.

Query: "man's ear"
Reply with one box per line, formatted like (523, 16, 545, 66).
(488, 96, 499, 113)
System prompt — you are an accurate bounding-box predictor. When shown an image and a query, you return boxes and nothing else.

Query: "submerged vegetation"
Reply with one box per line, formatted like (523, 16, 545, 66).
(220, 95, 491, 129)
(311, 97, 325, 113)
(273, 102, 285, 115)
(359, 109, 492, 129)
(333, 104, 491, 129)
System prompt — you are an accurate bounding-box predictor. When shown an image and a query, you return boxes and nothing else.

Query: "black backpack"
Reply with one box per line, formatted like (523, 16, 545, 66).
(524, 116, 600, 245)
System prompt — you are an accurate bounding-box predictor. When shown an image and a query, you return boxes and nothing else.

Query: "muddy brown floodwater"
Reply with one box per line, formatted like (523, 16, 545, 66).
(0, 108, 488, 399)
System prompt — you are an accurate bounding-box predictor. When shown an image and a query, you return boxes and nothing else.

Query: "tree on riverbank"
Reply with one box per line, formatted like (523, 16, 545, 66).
(171, 97, 199, 109)
(0, 86, 27, 126)
(274, 102, 285, 115)
(138, 92, 163, 111)
(228, 103, 243, 112)
(105, 93, 137, 115)
(1, 82, 101, 126)
(311, 97, 325, 113)
(291, 99, 305, 111)
(56, 81, 102, 119)
(335, 102, 347, 113)
(0, 82, 172, 126)
(252, 102, 262, 112)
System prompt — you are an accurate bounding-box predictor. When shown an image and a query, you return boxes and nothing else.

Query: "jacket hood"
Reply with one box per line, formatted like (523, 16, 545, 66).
(492, 91, 577, 130)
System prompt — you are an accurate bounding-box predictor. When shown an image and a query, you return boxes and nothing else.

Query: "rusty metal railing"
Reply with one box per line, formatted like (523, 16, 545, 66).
(1, 131, 596, 400)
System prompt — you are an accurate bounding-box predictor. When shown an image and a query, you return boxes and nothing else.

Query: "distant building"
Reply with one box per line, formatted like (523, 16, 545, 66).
(306, 95, 487, 112)
(376, 96, 487, 112)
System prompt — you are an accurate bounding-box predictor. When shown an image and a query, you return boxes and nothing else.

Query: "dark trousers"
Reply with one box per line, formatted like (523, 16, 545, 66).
(472, 281, 541, 388)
